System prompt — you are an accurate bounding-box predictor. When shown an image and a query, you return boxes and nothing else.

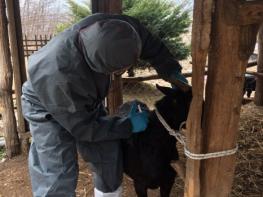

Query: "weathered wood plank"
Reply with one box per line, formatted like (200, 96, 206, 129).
(225, 0, 263, 25)
(12, 0, 27, 83)
(6, 0, 29, 154)
(0, 0, 20, 157)
(91, 0, 123, 114)
(91, 0, 122, 14)
(200, 0, 259, 196)
(238, 0, 263, 26)
(255, 24, 263, 105)
(184, 0, 213, 196)
(246, 71, 263, 77)
(122, 69, 262, 83)
(122, 70, 208, 83)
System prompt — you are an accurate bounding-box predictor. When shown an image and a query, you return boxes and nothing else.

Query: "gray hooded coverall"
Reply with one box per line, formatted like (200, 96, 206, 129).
(21, 13, 182, 196)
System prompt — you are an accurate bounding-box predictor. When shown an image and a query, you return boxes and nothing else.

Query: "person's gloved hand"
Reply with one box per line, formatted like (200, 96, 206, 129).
(170, 71, 188, 85)
(169, 70, 189, 90)
(128, 102, 149, 133)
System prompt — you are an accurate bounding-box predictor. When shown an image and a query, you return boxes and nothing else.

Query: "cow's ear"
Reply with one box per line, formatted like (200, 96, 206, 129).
(156, 84, 178, 97)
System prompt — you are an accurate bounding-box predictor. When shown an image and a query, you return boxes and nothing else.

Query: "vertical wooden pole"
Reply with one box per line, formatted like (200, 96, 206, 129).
(200, 1, 259, 196)
(35, 35, 39, 51)
(0, 0, 20, 157)
(91, 0, 122, 14)
(184, 0, 213, 196)
(107, 75, 123, 114)
(13, 0, 27, 83)
(91, 0, 123, 114)
(24, 35, 29, 59)
(6, 0, 29, 154)
(255, 24, 263, 106)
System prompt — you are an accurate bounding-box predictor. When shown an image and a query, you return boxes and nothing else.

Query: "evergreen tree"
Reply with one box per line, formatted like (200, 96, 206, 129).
(57, 0, 191, 60)
(56, 0, 91, 32)
(123, 0, 191, 60)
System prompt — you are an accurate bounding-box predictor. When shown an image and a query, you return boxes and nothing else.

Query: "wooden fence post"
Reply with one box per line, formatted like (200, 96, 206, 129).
(184, 0, 213, 196)
(255, 24, 263, 106)
(0, 0, 20, 157)
(200, 0, 259, 196)
(6, 0, 29, 154)
(91, 0, 123, 114)
(12, 0, 27, 84)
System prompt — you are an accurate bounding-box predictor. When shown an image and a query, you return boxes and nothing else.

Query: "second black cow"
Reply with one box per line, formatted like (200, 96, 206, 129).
(243, 74, 257, 98)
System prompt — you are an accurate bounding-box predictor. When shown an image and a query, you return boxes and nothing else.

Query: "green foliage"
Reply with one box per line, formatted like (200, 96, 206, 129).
(122, 0, 138, 11)
(57, 0, 191, 60)
(67, 0, 91, 22)
(0, 147, 5, 160)
(56, 0, 91, 33)
(56, 23, 72, 33)
(123, 0, 191, 60)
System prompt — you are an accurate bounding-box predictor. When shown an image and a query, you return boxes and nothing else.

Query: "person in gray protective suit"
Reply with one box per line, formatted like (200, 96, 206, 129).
(21, 13, 188, 197)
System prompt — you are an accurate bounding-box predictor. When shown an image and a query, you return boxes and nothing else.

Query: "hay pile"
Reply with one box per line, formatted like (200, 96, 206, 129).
(232, 103, 263, 196)
(152, 102, 263, 197)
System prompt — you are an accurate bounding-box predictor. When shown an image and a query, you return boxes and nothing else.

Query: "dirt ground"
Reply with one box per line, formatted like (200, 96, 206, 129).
(0, 80, 262, 196)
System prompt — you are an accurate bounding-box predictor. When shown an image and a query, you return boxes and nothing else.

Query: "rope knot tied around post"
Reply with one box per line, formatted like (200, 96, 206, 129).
(154, 109, 238, 160)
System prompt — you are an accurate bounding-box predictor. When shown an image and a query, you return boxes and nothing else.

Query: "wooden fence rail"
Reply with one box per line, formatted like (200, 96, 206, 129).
(122, 63, 260, 83)
(23, 35, 52, 58)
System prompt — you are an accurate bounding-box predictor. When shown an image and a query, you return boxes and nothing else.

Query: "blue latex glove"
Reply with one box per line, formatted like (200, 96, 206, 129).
(169, 71, 189, 90)
(170, 72, 188, 85)
(128, 102, 149, 133)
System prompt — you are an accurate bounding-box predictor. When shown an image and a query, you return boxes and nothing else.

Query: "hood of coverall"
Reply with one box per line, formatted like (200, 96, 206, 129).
(79, 19, 142, 74)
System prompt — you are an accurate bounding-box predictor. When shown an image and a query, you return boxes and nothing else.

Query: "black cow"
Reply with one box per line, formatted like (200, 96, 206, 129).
(243, 74, 256, 98)
(119, 84, 192, 197)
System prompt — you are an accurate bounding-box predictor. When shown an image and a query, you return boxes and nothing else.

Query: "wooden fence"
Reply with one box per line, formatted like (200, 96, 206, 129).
(23, 35, 53, 58)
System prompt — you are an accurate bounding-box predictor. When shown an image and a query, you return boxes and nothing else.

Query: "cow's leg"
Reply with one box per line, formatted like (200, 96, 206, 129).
(134, 181, 147, 197)
(247, 89, 252, 98)
(160, 167, 176, 197)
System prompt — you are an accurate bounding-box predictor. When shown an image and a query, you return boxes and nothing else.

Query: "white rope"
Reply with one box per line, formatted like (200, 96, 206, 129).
(184, 146, 238, 160)
(154, 109, 238, 160)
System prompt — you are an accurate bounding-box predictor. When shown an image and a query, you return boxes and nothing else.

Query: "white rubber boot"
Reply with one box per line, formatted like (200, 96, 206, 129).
(94, 186, 122, 197)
